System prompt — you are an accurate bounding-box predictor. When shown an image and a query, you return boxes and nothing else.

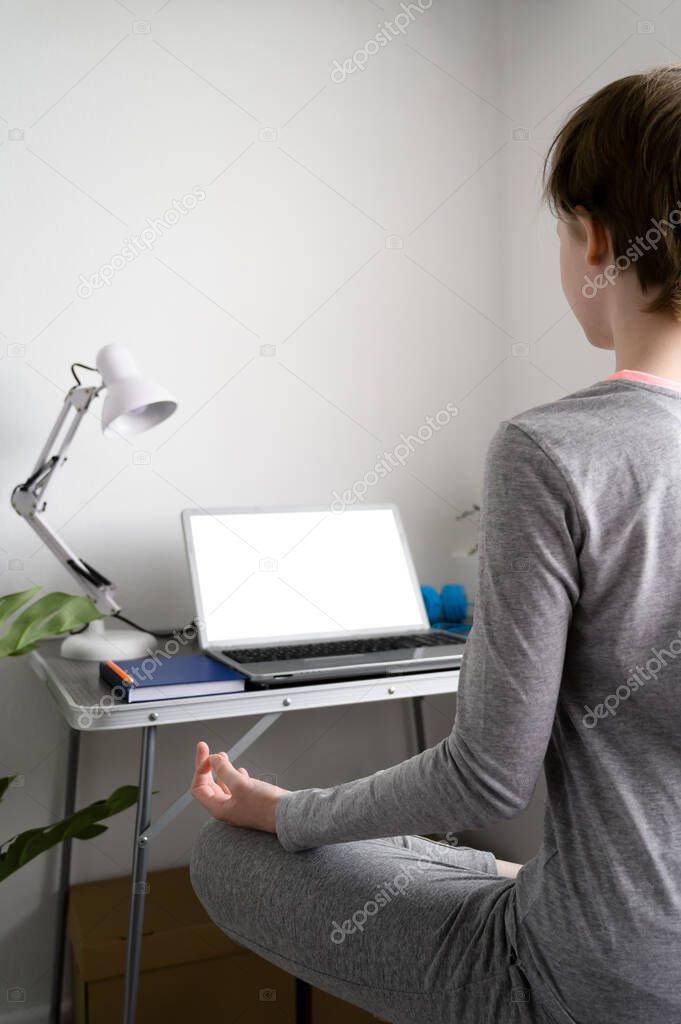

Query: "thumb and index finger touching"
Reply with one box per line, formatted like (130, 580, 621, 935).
(194, 741, 250, 788)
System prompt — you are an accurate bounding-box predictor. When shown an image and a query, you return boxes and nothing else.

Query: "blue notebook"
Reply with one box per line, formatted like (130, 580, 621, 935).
(100, 654, 245, 703)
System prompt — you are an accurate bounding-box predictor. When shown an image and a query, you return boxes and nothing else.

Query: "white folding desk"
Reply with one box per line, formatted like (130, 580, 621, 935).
(29, 647, 460, 1024)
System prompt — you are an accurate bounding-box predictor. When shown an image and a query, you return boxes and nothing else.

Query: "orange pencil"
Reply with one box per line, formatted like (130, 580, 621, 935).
(104, 660, 134, 686)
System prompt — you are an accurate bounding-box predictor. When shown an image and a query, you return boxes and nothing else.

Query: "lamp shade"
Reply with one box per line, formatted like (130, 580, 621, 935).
(96, 344, 177, 437)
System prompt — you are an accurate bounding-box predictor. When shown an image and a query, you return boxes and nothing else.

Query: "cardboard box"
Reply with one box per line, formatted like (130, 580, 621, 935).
(311, 988, 386, 1022)
(69, 866, 295, 1023)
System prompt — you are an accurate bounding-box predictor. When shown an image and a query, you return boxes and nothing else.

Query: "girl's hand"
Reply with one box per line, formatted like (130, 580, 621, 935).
(191, 740, 289, 833)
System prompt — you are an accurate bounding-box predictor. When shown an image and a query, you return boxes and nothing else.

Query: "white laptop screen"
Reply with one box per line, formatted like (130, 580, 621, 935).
(184, 507, 428, 647)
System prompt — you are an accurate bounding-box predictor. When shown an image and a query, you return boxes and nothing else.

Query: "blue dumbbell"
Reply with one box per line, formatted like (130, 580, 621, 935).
(420, 583, 469, 632)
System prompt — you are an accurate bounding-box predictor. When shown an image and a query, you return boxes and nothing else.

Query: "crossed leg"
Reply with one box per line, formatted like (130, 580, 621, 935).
(191, 822, 535, 1024)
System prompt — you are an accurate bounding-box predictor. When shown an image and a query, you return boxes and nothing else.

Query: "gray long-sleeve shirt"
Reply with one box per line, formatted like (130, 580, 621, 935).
(276, 375, 681, 1022)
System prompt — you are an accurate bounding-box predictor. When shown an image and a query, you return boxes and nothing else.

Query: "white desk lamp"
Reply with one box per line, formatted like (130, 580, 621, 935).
(12, 344, 177, 661)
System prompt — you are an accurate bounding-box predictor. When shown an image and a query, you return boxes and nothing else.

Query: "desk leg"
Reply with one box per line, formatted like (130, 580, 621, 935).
(50, 727, 80, 1024)
(411, 695, 427, 754)
(296, 977, 311, 1024)
(121, 725, 156, 1024)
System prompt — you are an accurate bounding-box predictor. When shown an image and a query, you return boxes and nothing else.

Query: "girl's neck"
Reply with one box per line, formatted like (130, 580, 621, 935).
(613, 310, 681, 379)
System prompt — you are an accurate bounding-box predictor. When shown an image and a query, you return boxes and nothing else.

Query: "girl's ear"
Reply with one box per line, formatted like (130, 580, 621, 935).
(573, 205, 611, 267)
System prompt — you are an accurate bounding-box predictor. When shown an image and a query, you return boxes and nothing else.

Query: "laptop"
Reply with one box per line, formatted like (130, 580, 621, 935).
(181, 505, 466, 687)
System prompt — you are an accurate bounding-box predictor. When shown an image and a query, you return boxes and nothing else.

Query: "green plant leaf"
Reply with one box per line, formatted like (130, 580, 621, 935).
(0, 588, 40, 627)
(0, 777, 16, 803)
(16, 595, 104, 654)
(0, 784, 138, 882)
(74, 824, 108, 840)
(456, 504, 481, 522)
(0, 592, 103, 659)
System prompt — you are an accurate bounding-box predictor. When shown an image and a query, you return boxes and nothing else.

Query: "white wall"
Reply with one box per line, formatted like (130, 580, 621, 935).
(2, 0, 674, 1015)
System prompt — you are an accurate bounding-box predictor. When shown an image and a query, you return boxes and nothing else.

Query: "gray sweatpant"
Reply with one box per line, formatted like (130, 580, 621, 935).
(190, 822, 540, 1024)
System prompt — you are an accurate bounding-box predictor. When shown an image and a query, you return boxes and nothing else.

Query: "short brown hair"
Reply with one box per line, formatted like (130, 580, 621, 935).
(544, 66, 681, 317)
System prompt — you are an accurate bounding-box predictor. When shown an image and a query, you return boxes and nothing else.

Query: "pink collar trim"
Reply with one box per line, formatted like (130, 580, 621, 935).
(608, 369, 681, 394)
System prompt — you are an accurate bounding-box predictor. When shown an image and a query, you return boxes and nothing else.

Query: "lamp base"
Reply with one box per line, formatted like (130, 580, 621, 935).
(60, 619, 157, 661)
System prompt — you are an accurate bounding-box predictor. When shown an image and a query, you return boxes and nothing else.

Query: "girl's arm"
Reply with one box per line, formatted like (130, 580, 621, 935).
(274, 421, 582, 852)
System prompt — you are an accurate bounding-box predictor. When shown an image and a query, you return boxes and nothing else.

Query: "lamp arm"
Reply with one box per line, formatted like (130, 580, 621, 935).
(11, 385, 120, 615)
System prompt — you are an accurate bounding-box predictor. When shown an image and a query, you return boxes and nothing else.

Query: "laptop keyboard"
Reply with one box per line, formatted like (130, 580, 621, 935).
(223, 631, 464, 664)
